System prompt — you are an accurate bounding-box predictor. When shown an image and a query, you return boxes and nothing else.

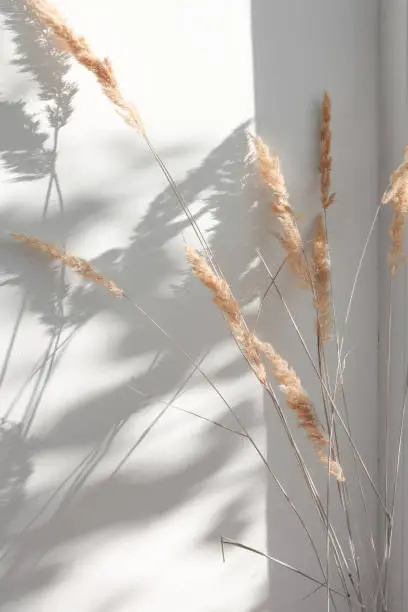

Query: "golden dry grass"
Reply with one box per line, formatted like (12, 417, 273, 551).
(11, 232, 124, 297)
(186, 246, 266, 383)
(320, 91, 335, 210)
(249, 134, 308, 284)
(26, 0, 144, 133)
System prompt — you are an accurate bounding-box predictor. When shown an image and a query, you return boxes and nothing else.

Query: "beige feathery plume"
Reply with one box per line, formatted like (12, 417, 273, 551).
(320, 91, 335, 210)
(187, 246, 344, 482)
(253, 337, 343, 481)
(312, 213, 331, 341)
(249, 134, 307, 283)
(382, 147, 408, 275)
(11, 233, 124, 297)
(25, 0, 144, 133)
(186, 246, 266, 383)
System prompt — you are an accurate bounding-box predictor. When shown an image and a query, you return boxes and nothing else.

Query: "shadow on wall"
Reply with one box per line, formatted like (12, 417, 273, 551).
(0, 5, 279, 608)
(0, 2, 78, 581)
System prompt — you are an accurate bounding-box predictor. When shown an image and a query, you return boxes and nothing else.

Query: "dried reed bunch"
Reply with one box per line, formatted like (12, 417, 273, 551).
(382, 147, 408, 275)
(11, 233, 125, 298)
(320, 91, 335, 210)
(249, 134, 308, 284)
(187, 245, 344, 482)
(25, 0, 144, 133)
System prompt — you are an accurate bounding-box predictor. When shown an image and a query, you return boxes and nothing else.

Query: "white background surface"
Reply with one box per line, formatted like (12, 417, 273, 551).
(0, 0, 392, 610)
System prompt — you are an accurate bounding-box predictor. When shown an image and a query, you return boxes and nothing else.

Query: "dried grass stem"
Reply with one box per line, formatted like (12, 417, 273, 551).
(312, 213, 332, 341)
(320, 92, 335, 210)
(26, 0, 144, 133)
(249, 134, 307, 283)
(11, 232, 124, 297)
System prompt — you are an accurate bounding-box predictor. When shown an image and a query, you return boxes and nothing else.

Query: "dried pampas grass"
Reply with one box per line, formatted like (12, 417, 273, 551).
(312, 213, 332, 342)
(26, 0, 144, 133)
(320, 91, 335, 210)
(382, 147, 408, 275)
(187, 246, 343, 482)
(249, 134, 307, 284)
(11, 232, 124, 297)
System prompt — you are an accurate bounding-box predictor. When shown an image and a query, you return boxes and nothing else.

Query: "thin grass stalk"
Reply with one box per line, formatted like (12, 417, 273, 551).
(253, 256, 287, 333)
(142, 134, 220, 276)
(315, 331, 338, 609)
(322, 208, 367, 584)
(221, 538, 367, 610)
(127, 383, 247, 438)
(332, 378, 369, 587)
(329, 201, 384, 591)
(373, 357, 408, 611)
(381, 277, 394, 610)
(326, 411, 335, 612)
(325, 304, 366, 600)
(262, 377, 354, 599)
(335, 204, 381, 392)
(112, 357, 221, 476)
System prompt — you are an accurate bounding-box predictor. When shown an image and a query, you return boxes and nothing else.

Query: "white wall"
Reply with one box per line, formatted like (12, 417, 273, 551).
(0, 1, 381, 611)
